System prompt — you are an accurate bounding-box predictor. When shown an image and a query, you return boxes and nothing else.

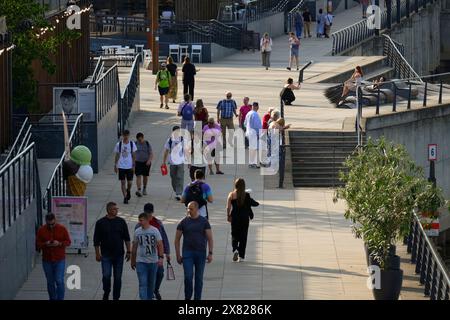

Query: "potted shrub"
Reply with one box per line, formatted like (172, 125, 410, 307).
(415, 182, 445, 237)
(335, 137, 425, 300)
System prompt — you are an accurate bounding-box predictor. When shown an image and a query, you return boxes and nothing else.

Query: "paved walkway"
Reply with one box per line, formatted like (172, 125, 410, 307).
(16, 6, 425, 300)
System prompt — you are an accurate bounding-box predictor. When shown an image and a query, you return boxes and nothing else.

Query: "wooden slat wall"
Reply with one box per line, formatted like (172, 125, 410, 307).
(175, 0, 220, 21)
(35, 4, 91, 113)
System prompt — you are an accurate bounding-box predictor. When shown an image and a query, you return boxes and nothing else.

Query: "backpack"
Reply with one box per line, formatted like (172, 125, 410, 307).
(168, 136, 183, 149)
(180, 102, 194, 121)
(119, 140, 134, 153)
(183, 182, 208, 209)
(135, 140, 150, 153)
(157, 70, 169, 82)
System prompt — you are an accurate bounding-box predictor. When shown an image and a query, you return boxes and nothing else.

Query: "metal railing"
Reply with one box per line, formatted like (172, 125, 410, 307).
(95, 64, 119, 123)
(0, 143, 41, 237)
(332, 0, 435, 56)
(89, 14, 148, 38)
(383, 34, 420, 80)
(42, 113, 84, 212)
(118, 54, 141, 137)
(1, 118, 32, 168)
(287, 0, 306, 34)
(407, 212, 450, 300)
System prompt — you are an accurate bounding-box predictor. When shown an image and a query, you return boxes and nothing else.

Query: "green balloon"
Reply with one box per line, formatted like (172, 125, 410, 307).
(70, 145, 92, 166)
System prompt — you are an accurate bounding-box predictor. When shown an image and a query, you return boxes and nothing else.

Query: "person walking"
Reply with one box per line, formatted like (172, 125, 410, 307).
(175, 201, 214, 300)
(203, 117, 224, 175)
(280, 77, 301, 105)
(216, 91, 238, 148)
(36, 213, 71, 300)
(166, 56, 178, 103)
(114, 130, 136, 204)
(162, 126, 187, 201)
(155, 62, 171, 109)
(177, 94, 195, 133)
(134, 203, 171, 300)
(93, 202, 131, 300)
(226, 179, 259, 262)
(293, 11, 303, 38)
(134, 132, 153, 197)
(361, 0, 370, 18)
(239, 97, 252, 148)
(181, 169, 213, 219)
(287, 32, 300, 71)
(324, 11, 333, 38)
(194, 99, 209, 129)
(316, 8, 325, 38)
(182, 56, 197, 100)
(302, 8, 313, 38)
(244, 102, 262, 168)
(260, 33, 272, 70)
(131, 213, 164, 300)
(131, 212, 164, 300)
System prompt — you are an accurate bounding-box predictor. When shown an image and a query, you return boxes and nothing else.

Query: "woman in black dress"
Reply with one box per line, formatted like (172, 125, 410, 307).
(226, 178, 259, 262)
(182, 56, 197, 100)
(166, 56, 178, 103)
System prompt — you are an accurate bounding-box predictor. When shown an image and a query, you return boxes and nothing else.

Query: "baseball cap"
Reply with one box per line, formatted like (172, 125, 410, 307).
(144, 203, 154, 214)
(161, 62, 166, 67)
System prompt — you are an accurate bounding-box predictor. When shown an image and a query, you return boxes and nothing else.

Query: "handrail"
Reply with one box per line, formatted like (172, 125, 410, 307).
(382, 34, 422, 82)
(1, 118, 30, 168)
(118, 54, 140, 136)
(42, 113, 84, 211)
(287, 0, 306, 33)
(0, 142, 35, 176)
(407, 211, 450, 299)
(121, 54, 140, 98)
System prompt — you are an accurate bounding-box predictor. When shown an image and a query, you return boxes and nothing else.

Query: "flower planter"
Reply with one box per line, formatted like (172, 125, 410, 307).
(419, 211, 440, 237)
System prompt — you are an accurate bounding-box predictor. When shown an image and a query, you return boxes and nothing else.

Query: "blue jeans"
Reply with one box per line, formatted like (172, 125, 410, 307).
(295, 24, 303, 38)
(136, 262, 158, 300)
(101, 255, 124, 300)
(42, 260, 65, 300)
(183, 250, 206, 300)
(155, 265, 164, 293)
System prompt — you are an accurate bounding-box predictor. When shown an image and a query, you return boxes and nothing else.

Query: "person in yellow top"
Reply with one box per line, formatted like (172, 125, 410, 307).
(155, 62, 172, 109)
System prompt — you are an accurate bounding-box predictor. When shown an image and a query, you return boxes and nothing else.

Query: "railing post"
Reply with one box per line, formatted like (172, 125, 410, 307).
(423, 82, 428, 107)
(278, 145, 286, 188)
(376, 87, 380, 115)
(438, 81, 443, 104)
(396, 0, 401, 23)
(393, 84, 397, 112)
(415, 0, 419, 12)
(406, 0, 410, 17)
(407, 82, 412, 109)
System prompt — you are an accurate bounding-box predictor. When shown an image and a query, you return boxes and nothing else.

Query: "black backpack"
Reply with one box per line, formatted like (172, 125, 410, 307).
(184, 182, 208, 209)
(119, 140, 134, 153)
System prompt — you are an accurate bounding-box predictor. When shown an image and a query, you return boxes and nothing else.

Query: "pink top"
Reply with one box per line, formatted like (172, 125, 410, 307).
(239, 105, 252, 125)
(202, 123, 222, 146)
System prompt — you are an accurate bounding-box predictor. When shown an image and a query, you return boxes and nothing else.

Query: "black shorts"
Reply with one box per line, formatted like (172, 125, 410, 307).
(135, 161, 151, 176)
(158, 86, 169, 96)
(118, 168, 134, 181)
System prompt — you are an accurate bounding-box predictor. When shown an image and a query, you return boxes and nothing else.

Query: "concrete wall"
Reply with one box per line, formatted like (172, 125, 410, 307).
(248, 12, 285, 38)
(440, 0, 450, 72)
(365, 103, 450, 229)
(0, 201, 37, 300)
(210, 43, 239, 62)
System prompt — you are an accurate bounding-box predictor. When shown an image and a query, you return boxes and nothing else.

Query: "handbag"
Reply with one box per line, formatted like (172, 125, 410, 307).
(166, 261, 175, 280)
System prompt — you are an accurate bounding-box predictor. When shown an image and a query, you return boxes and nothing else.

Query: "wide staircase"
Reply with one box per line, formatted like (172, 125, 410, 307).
(289, 130, 361, 188)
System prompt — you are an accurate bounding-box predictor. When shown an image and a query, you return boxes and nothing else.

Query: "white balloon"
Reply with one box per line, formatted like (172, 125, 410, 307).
(76, 165, 93, 184)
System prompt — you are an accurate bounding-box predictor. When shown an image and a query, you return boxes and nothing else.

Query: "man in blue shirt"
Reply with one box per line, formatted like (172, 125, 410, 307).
(244, 102, 262, 168)
(217, 91, 238, 148)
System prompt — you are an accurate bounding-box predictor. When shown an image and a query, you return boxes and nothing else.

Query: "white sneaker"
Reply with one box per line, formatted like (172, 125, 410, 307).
(239, 257, 245, 262)
(232, 251, 239, 262)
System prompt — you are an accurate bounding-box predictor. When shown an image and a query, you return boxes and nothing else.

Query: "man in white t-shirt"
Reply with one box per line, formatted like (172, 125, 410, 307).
(114, 130, 137, 204)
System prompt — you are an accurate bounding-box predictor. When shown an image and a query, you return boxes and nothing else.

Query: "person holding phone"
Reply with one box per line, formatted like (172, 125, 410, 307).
(36, 213, 71, 300)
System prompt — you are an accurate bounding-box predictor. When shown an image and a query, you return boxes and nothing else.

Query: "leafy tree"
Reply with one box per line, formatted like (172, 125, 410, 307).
(0, 0, 81, 111)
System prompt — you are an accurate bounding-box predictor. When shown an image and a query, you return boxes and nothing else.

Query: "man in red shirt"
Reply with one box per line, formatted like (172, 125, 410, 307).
(262, 107, 275, 130)
(36, 213, 71, 300)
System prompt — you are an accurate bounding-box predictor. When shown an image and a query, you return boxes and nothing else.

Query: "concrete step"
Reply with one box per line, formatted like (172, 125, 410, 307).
(315, 56, 386, 83)
(291, 160, 347, 167)
(363, 66, 395, 82)
(292, 166, 348, 172)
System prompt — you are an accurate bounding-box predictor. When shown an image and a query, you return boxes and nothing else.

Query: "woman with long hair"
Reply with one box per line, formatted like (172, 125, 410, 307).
(166, 56, 178, 103)
(226, 178, 259, 262)
(341, 66, 363, 100)
(194, 99, 209, 128)
(280, 78, 301, 105)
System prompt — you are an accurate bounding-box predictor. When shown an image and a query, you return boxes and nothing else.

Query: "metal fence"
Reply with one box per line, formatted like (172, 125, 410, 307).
(95, 65, 119, 123)
(0, 143, 41, 237)
(118, 54, 141, 137)
(331, 0, 435, 56)
(1, 118, 32, 169)
(42, 113, 84, 212)
(287, 0, 306, 34)
(407, 212, 450, 300)
(382, 34, 420, 80)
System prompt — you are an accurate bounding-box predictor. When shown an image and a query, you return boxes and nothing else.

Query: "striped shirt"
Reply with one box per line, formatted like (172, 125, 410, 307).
(217, 99, 237, 119)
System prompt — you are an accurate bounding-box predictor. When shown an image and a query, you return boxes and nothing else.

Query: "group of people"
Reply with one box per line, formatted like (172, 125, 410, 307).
(292, 7, 333, 40)
(154, 56, 197, 109)
(37, 172, 259, 301)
